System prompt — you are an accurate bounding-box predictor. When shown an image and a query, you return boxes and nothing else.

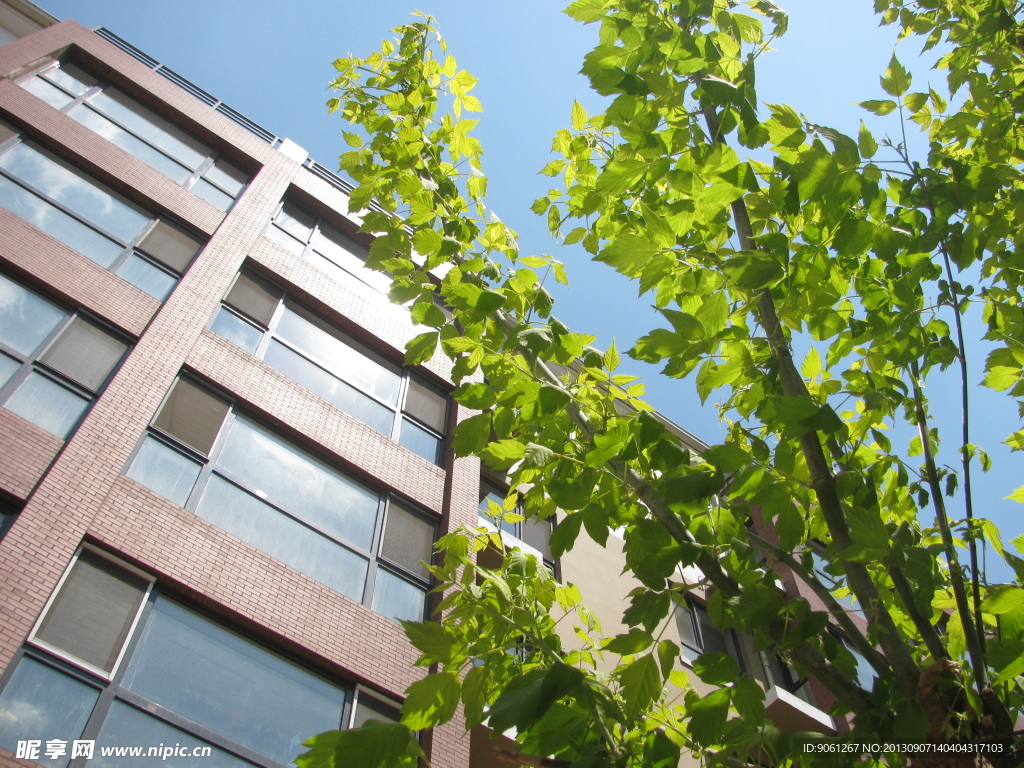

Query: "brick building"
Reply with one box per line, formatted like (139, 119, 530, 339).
(0, 3, 484, 765)
(0, 4, 847, 767)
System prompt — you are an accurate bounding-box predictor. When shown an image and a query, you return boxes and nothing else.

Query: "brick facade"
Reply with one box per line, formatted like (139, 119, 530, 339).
(0, 18, 476, 768)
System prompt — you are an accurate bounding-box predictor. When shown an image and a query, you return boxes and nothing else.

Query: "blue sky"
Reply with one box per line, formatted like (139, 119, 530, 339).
(39, 0, 1021, 578)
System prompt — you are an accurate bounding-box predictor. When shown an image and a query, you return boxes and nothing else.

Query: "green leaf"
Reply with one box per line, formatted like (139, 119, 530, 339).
(342, 131, 363, 148)
(405, 331, 438, 365)
(523, 442, 556, 468)
(722, 252, 784, 289)
(564, 0, 607, 23)
(453, 382, 497, 410)
(452, 413, 492, 457)
(481, 439, 527, 469)
(298, 721, 419, 768)
(686, 687, 730, 746)
(597, 234, 660, 276)
(881, 54, 912, 96)
(857, 122, 878, 158)
(462, 664, 490, 727)
(571, 100, 588, 130)
(605, 629, 654, 655)
(618, 653, 663, 717)
(692, 651, 740, 686)
(401, 672, 461, 730)
(412, 228, 443, 257)
(981, 586, 1024, 615)
(1007, 485, 1024, 503)
(858, 99, 897, 116)
(401, 621, 462, 665)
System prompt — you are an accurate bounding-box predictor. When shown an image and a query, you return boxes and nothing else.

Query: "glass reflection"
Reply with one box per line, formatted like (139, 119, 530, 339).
(0, 657, 99, 768)
(195, 476, 367, 600)
(122, 600, 347, 766)
(216, 417, 379, 550)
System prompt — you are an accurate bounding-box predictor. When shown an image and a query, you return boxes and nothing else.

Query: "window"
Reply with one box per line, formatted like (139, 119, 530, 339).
(676, 598, 745, 670)
(210, 269, 449, 465)
(19, 61, 248, 212)
(266, 200, 392, 298)
(0, 124, 204, 300)
(0, 549, 392, 768)
(125, 376, 436, 623)
(0, 498, 20, 541)
(478, 476, 555, 571)
(762, 651, 816, 705)
(0, 272, 130, 439)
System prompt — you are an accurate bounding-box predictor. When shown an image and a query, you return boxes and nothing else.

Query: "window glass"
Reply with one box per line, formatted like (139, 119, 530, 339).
(5, 372, 90, 438)
(224, 271, 282, 327)
(274, 202, 315, 242)
(42, 62, 97, 96)
(0, 353, 19, 389)
(69, 108, 194, 185)
(0, 657, 99, 768)
(84, 89, 207, 170)
(203, 159, 247, 197)
(21, 77, 74, 109)
(276, 307, 401, 406)
(380, 503, 433, 580)
(0, 273, 65, 356)
(216, 417, 379, 550)
(0, 174, 124, 267)
(22, 63, 249, 208)
(195, 476, 367, 601)
(139, 220, 202, 273)
(264, 341, 395, 436)
(352, 695, 400, 729)
(521, 517, 553, 563)
(676, 605, 701, 662)
(39, 317, 127, 392)
(311, 227, 389, 292)
(116, 255, 176, 300)
(34, 550, 149, 674)
(371, 569, 425, 623)
(152, 377, 230, 455)
(210, 309, 262, 354)
(122, 600, 348, 766)
(190, 178, 233, 212)
(398, 419, 441, 463)
(0, 143, 149, 242)
(126, 436, 202, 506)
(265, 225, 306, 256)
(404, 377, 447, 433)
(93, 703, 254, 768)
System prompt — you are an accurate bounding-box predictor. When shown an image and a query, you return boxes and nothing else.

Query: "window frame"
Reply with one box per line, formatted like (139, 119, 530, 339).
(676, 597, 746, 673)
(264, 199, 391, 298)
(210, 269, 450, 465)
(0, 548, 366, 768)
(124, 375, 437, 622)
(0, 272, 132, 440)
(0, 128, 204, 300)
(26, 546, 155, 682)
(17, 59, 248, 211)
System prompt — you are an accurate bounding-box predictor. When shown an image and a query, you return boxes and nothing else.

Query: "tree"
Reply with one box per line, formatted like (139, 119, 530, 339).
(300, 2, 1024, 766)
